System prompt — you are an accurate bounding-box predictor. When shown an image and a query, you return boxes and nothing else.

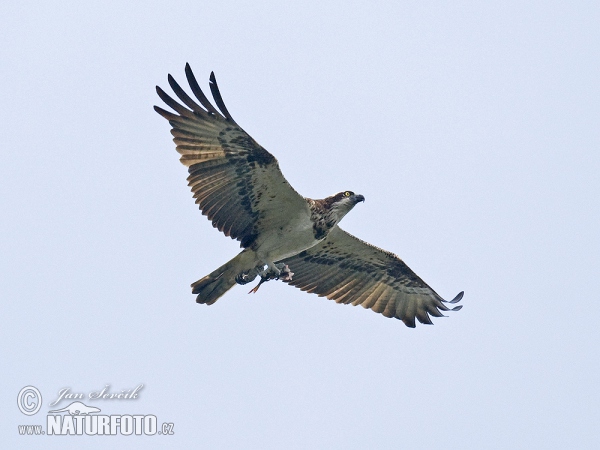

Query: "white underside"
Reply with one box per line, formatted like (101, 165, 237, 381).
(253, 211, 322, 264)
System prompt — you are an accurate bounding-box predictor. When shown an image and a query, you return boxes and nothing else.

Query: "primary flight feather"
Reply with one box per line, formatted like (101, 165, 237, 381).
(155, 64, 463, 327)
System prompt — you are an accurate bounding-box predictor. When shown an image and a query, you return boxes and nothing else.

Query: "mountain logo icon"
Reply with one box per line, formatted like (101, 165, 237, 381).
(48, 401, 101, 415)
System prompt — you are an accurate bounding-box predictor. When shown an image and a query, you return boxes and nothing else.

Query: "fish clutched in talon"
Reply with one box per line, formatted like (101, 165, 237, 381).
(248, 265, 294, 294)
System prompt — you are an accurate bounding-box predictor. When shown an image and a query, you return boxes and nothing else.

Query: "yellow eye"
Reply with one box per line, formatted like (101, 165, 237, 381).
(344, 191, 351, 197)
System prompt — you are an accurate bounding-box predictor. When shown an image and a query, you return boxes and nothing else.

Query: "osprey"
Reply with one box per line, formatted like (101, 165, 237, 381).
(155, 64, 463, 327)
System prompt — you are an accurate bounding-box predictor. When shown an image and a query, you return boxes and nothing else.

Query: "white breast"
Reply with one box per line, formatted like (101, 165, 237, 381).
(254, 211, 321, 262)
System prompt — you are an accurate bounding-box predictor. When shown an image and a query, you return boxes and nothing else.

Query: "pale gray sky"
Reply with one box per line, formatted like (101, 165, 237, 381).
(2, 1, 599, 449)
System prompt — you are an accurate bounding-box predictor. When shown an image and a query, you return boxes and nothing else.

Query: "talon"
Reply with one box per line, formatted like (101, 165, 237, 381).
(247, 263, 293, 293)
(278, 264, 294, 282)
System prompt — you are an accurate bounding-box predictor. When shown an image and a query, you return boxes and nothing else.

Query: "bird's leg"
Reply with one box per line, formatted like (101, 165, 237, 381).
(248, 263, 294, 294)
(260, 262, 294, 281)
(264, 262, 282, 277)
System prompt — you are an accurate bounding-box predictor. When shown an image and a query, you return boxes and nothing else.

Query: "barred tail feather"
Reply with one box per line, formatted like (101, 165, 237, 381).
(191, 250, 256, 305)
(191, 272, 236, 305)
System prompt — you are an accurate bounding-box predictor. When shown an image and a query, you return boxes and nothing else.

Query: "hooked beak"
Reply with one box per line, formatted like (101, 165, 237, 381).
(353, 194, 365, 204)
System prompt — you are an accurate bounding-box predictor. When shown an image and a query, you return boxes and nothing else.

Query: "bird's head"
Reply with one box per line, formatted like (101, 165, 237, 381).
(324, 190, 365, 222)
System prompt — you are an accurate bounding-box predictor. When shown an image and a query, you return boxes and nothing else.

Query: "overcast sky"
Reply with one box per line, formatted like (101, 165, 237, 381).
(2, 1, 599, 449)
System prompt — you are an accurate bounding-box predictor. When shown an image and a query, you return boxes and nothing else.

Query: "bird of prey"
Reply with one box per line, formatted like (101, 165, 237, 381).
(154, 64, 463, 327)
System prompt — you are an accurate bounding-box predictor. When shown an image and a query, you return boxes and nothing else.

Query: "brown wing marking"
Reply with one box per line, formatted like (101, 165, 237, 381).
(155, 64, 308, 248)
(281, 226, 463, 327)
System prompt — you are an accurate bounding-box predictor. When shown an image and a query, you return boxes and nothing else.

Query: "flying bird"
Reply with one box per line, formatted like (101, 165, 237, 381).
(154, 64, 463, 327)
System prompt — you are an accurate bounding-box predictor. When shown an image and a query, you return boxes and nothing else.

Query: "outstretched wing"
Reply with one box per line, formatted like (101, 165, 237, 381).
(155, 64, 309, 248)
(280, 227, 463, 327)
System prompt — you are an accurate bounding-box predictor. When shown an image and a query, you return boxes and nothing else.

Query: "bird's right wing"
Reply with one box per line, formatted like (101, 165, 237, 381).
(280, 226, 463, 327)
(155, 64, 310, 248)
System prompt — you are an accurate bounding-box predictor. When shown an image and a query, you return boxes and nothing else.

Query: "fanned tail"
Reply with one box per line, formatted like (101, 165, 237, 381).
(191, 250, 256, 305)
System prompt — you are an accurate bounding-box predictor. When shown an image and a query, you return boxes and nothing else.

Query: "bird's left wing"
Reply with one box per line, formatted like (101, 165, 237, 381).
(280, 226, 463, 327)
(154, 64, 309, 248)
